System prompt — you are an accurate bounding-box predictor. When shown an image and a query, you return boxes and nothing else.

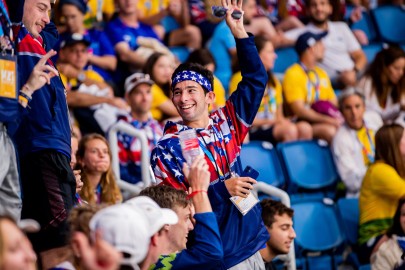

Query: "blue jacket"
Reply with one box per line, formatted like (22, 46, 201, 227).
(150, 212, 223, 270)
(14, 25, 71, 158)
(151, 35, 269, 268)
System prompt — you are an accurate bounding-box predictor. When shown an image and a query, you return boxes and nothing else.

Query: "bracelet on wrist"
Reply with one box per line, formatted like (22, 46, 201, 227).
(187, 190, 208, 199)
(18, 95, 29, 108)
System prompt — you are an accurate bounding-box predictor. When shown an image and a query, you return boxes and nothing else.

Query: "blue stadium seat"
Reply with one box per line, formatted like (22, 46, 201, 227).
(349, 9, 378, 42)
(293, 200, 344, 251)
(273, 47, 298, 74)
(337, 198, 359, 246)
(277, 140, 339, 192)
(362, 43, 383, 63)
(371, 6, 405, 44)
(240, 141, 285, 188)
(359, 264, 371, 270)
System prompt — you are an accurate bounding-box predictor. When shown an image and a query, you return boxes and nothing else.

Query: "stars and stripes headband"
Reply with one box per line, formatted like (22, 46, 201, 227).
(172, 70, 213, 92)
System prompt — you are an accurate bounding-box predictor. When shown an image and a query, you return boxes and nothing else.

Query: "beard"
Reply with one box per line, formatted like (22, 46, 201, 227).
(310, 16, 328, 26)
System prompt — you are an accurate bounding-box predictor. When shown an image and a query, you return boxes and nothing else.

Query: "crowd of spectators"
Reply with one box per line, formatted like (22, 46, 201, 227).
(0, 0, 404, 268)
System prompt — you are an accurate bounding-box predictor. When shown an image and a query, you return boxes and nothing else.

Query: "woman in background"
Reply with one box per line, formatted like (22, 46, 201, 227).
(357, 46, 405, 124)
(359, 124, 405, 264)
(76, 134, 122, 205)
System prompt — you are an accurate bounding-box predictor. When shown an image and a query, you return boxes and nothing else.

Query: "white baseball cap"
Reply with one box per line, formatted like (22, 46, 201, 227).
(124, 73, 154, 95)
(89, 203, 150, 267)
(125, 196, 178, 236)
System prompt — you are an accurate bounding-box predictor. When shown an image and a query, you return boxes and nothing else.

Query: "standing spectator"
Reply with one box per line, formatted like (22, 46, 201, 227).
(283, 31, 340, 143)
(260, 199, 296, 270)
(141, 156, 223, 269)
(15, 0, 77, 258)
(332, 89, 382, 197)
(285, 0, 367, 88)
(372, 199, 405, 270)
(229, 36, 312, 144)
(151, 1, 270, 268)
(0, 0, 59, 220)
(143, 52, 179, 121)
(76, 133, 122, 205)
(357, 47, 405, 125)
(117, 72, 163, 184)
(359, 124, 405, 264)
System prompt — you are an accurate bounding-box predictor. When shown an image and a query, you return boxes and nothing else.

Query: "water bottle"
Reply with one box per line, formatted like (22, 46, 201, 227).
(179, 129, 202, 165)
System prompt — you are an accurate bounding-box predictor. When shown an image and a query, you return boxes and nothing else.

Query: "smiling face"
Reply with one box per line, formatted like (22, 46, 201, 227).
(167, 205, 194, 252)
(22, 0, 51, 38)
(80, 138, 111, 174)
(172, 80, 214, 128)
(0, 219, 37, 270)
(266, 214, 296, 256)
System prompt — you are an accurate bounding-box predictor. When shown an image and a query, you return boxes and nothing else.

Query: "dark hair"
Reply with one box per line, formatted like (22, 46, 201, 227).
(260, 199, 294, 228)
(140, 185, 191, 210)
(185, 49, 215, 69)
(375, 124, 405, 178)
(143, 52, 171, 97)
(386, 199, 405, 237)
(254, 36, 276, 87)
(364, 46, 405, 107)
(171, 62, 214, 93)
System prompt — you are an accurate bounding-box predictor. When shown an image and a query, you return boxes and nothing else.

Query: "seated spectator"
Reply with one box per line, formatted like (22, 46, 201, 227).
(137, 0, 202, 50)
(76, 134, 122, 205)
(259, 199, 296, 269)
(117, 73, 163, 184)
(229, 36, 312, 144)
(105, 0, 169, 93)
(0, 215, 37, 270)
(143, 52, 179, 121)
(283, 31, 341, 143)
(140, 156, 223, 269)
(58, 33, 128, 135)
(359, 124, 405, 264)
(185, 49, 226, 110)
(357, 46, 405, 125)
(123, 196, 179, 270)
(332, 89, 383, 198)
(284, 0, 367, 88)
(371, 199, 405, 270)
(57, 0, 117, 83)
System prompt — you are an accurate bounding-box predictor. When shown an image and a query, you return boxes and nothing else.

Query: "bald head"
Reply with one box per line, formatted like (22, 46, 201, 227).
(22, 0, 51, 38)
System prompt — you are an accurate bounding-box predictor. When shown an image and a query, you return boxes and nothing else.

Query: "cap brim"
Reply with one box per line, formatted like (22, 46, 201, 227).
(18, 219, 40, 233)
(125, 79, 154, 94)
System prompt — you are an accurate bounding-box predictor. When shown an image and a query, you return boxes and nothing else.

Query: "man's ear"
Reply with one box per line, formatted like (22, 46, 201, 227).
(205, 91, 216, 104)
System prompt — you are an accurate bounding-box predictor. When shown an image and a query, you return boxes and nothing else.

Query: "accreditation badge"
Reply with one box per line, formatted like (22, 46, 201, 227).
(0, 54, 17, 99)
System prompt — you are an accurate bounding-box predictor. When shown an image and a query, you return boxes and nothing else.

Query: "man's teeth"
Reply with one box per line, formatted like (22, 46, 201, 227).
(181, 105, 193, 109)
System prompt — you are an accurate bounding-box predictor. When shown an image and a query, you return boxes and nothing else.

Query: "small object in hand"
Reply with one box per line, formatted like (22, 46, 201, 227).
(211, 6, 243, 19)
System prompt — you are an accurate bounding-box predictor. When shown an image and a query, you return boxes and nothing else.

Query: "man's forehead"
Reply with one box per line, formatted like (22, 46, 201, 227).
(273, 213, 293, 224)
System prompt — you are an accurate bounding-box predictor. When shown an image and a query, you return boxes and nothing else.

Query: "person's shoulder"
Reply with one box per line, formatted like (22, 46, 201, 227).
(328, 21, 351, 31)
(334, 124, 352, 143)
(314, 65, 330, 77)
(284, 63, 303, 77)
(369, 162, 398, 177)
(364, 110, 383, 129)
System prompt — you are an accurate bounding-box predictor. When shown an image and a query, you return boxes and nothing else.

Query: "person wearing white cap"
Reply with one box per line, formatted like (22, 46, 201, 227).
(90, 198, 178, 270)
(117, 73, 164, 185)
(140, 156, 223, 270)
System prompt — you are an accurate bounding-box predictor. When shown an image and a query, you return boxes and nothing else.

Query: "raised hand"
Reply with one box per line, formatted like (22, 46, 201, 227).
(221, 0, 248, 39)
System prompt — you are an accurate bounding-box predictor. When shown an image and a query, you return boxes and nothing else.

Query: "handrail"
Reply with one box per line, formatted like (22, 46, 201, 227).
(253, 182, 296, 270)
(108, 121, 152, 195)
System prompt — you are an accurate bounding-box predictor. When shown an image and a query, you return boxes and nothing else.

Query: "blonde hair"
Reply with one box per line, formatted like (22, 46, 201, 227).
(77, 134, 122, 205)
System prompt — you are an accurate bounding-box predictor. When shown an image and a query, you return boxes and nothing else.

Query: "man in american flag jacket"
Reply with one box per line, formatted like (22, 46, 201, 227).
(151, 0, 270, 269)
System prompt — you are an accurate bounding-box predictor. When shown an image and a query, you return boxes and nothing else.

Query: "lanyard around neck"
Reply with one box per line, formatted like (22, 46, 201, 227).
(356, 123, 375, 164)
(300, 62, 320, 103)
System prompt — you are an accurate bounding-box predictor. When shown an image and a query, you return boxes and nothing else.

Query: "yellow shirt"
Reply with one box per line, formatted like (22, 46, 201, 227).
(137, 0, 169, 17)
(151, 83, 169, 121)
(229, 71, 282, 119)
(359, 162, 405, 244)
(84, 0, 115, 28)
(356, 126, 375, 166)
(59, 69, 104, 90)
(283, 63, 336, 106)
(210, 76, 226, 112)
